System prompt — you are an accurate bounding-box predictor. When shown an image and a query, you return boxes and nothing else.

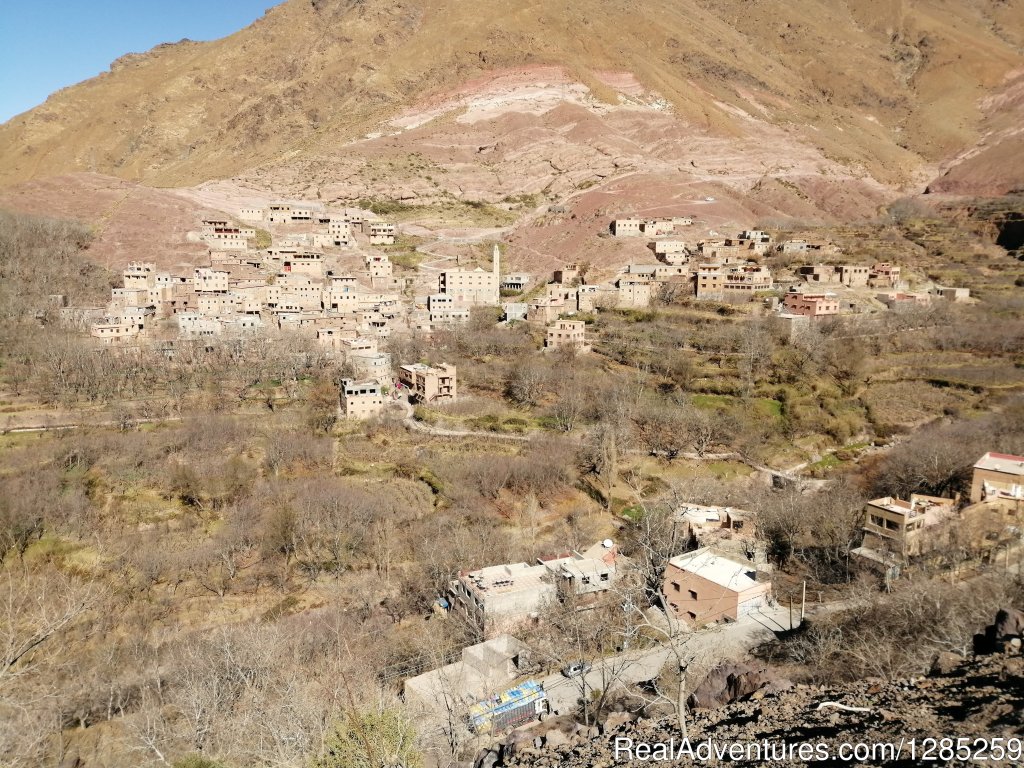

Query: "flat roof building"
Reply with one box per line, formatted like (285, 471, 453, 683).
(642, 219, 675, 237)
(869, 262, 901, 288)
(450, 541, 618, 638)
(862, 494, 956, 558)
(552, 264, 579, 285)
(663, 548, 771, 626)
(797, 264, 840, 284)
(500, 273, 531, 292)
(194, 268, 230, 293)
(451, 562, 555, 639)
(782, 289, 840, 318)
(611, 218, 643, 236)
(439, 245, 500, 305)
(876, 291, 931, 309)
(544, 320, 590, 353)
(369, 222, 397, 245)
(971, 452, 1024, 503)
(403, 635, 533, 717)
(399, 362, 457, 403)
(837, 265, 870, 287)
(340, 378, 385, 420)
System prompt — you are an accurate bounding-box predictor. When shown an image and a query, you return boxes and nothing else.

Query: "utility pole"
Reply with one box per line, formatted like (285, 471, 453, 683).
(800, 580, 806, 625)
(788, 597, 793, 631)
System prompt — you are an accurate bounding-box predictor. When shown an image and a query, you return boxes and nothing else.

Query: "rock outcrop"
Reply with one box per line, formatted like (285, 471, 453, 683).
(686, 661, 791, 710)
(497, 610, 1024, 767)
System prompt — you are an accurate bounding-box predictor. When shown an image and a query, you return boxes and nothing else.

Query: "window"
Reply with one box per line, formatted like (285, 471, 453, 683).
(688, 590, 698, 601)
(672, 582, 681, 592)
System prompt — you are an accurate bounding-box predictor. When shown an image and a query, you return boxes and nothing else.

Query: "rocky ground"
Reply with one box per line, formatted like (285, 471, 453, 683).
(0, 173, 215, 272)
(485, 611, 1024, 767)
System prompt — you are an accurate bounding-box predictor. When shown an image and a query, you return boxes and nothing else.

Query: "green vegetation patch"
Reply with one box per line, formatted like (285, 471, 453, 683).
(253, 228, 272, 249)
(390, 251, 426, 270)
(620, 505, 645, 521)
(261, 595, 301, 622)
(807, 453, 842, 473)
(692, 394, 783, 420)
(358, 198, 416, 216)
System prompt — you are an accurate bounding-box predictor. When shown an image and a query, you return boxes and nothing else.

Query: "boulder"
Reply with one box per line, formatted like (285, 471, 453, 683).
(931, 651, 964, 675)
(502, 730, 535, 758)
(994, 608, 1024, 640)
(544, 729, 570, 748)
(602, 711, 634, 733)
(688, 662, 791, 710)
(976, 607, 1024, 655)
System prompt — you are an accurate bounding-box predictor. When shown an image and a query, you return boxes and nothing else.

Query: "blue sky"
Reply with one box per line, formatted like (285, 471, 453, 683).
(0, 1, 278, 123)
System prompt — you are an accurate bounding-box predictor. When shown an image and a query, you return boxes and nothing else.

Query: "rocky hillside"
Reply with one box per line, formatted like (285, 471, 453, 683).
(489, 611, 1024, 767)
(1, 0, 1022, 191)
(927, 69, 1024, 196)
(494, 654, 1023, 767)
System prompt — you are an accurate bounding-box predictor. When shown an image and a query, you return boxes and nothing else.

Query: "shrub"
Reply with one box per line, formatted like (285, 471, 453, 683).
(313, 708, 423, 768)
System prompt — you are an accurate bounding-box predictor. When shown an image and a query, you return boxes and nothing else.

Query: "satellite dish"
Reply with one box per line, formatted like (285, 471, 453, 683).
(602, 539, 614, 548)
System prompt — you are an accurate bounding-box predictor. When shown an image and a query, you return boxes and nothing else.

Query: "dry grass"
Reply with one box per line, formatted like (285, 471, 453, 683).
(861, 380, 979, 429)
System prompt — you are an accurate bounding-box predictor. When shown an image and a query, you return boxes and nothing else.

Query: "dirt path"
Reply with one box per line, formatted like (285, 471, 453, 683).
(394, 395, 532, 442)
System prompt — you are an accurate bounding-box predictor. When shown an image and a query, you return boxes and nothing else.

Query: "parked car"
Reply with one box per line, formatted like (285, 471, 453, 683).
(560, 661, 592, 678)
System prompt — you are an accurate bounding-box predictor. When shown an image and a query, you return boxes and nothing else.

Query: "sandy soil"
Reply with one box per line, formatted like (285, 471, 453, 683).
(0, 173, 216, 271)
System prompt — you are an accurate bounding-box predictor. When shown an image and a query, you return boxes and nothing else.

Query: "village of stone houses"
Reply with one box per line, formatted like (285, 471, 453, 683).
(82, 201, 965, 398)
(3, 186, 1024, 766)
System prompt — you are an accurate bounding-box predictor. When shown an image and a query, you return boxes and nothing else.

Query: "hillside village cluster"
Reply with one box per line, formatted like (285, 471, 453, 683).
(435, 454, 1022, 644)
(69, 201, 976, 421)
(405, 449, 1022, 734)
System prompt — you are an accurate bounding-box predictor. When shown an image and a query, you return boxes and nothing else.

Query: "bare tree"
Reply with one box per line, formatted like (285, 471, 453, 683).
(634, 404, 690, 460)
(617, 582, 715, 740)
(623, 504, 691, 601)
(504, 360, 548, 407)
(0, 568, 103, 692)
(529, 588, 638, 725)
(0, 568, 105, 767)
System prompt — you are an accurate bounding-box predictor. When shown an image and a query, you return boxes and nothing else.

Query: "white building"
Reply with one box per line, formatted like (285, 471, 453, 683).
(340, 378, 386, 420)
(438, 244, 500, 305)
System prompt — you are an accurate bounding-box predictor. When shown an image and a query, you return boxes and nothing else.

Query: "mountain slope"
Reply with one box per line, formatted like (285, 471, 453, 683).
(1, 0, 1022, 190)
(927, 68, 1024, 195)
